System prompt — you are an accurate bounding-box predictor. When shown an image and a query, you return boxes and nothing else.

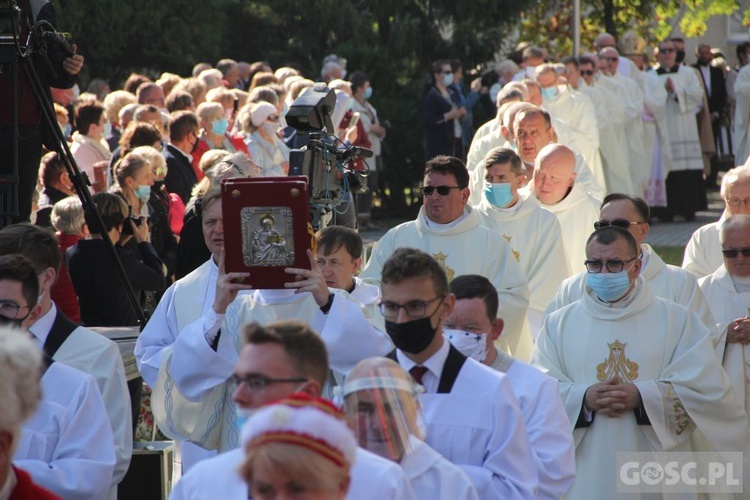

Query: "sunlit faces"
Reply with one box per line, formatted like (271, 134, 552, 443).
(231, 343, 307, 410)
(722, 225, 750, 278)
(315, 245, 360, 291)
(514, 113, 553, 164)
(599, 199, 649, 246)
(202, 199, 224, 259)
(422, 172, 469, 224)
(725, 179, 750, 216)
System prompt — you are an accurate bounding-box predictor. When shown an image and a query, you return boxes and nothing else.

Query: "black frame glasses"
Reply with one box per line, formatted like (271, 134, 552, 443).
(584, 257, 638, 274)
(580, 70, 595, 76)
(422, 185, 461, 197)
(594, 219, 647, 231)
(0, 300, 31, 319)
(379, 296, 445, 319)
(228, 374, 307, 393)
(722, 247, 750, 259)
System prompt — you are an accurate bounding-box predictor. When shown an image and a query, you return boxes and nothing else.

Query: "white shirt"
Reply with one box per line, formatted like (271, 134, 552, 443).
(401, 439, 478, 499)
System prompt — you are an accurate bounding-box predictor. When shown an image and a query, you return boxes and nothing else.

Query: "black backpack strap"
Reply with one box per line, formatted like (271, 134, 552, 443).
(436, 344, 467, 394)
(42, 310, 78, 360)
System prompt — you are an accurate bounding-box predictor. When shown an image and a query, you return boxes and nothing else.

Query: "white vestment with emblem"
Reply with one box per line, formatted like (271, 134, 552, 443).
(359, 206, 532, 360)
(532, 280, 749, 499)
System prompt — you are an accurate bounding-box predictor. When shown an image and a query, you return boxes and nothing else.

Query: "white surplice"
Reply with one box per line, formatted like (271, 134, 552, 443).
(14, 362, 116, 500)
(547, 244, 720, 352)
(29, 304, 131, 499)
(649, 65, 705, 172)
(466, 119, 502, 173)
(401, 438, 479, 500)
(396, 341, 538, 498)
(642, 70, 672, 206)
(532, 280, 750, 499)
(542, 86, 606, 194)
(475, 195, 571, 336)
(529, 183, 601, 275)
(489, 349, 576, 499)
(733, 65, 750, 165)
(699, 265, 750, 414)
(683, 219, 724, 278)
(170, 446, 417, 500)
(359, 206, 532, 360)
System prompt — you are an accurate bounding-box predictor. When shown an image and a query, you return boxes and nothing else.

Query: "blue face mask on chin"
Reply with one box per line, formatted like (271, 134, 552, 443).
(483, 182, 514, 208)
(586, 271, 632, 302)
(541, 86, 559, 99)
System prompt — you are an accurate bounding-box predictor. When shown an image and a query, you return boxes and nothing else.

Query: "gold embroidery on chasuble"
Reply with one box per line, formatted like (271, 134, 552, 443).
(596, 340, 639, 383)
(502, 234, 521, 261)
(432, 252, 455, 281)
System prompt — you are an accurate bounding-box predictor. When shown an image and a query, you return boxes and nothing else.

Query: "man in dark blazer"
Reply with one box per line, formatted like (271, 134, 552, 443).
(164, 111, 200, 204)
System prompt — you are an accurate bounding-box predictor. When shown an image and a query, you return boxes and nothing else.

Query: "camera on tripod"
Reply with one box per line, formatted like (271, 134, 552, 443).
(285, 83, 372, 208)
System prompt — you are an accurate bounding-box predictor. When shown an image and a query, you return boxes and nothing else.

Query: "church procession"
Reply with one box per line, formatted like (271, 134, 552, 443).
(9, 5, 750, 496)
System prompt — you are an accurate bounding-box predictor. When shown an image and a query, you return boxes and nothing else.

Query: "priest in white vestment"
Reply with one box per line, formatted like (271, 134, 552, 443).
(734, 63, 750, 165)
(533, 226, 750, 499)
(170, 321, 415, 500)
(547, 194, 718, 346)
(473, 147, 570, 335)
(466, 97, 523, 173)
(360, 155, 533, 361)
(699, 215, 750, 416)
(445, 274, 576, 499)
(641, 69, 672, 208)
(683, 166, 750, 278)
(650, 40, 706, 221)
(526, 144, 601, 275)
(378, 248, 538, 498)
(342, 358, 479, 500)
(535, 64, 606, 194)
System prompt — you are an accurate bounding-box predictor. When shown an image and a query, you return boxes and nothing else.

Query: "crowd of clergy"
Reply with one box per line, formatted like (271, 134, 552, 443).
(6, 30, 750, 500)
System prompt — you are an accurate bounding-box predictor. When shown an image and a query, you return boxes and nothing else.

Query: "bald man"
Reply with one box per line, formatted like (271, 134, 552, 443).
(529, 144, 601, 274)
(594, 32, 645, 91)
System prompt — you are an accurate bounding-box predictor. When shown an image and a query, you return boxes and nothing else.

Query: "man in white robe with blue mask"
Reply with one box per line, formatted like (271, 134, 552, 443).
(444, 274, 575, 500)
(533, 226, 750, 499)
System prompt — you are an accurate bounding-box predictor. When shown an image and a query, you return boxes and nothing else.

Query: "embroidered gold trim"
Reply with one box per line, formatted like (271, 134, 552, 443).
(432, 252, 455, 281)
(596, 340, 639, 382)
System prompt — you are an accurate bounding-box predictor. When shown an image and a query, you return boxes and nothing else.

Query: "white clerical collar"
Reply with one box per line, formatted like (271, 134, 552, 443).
(0, 467, 17, 500)
(731, 274, 750, 293)
(423, 208, 469, 229)
(28, 302, 57, 349)
(396, 336, 450, 383)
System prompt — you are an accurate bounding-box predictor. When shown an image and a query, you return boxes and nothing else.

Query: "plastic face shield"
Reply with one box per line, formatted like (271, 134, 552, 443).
(342, 366, 425, 462)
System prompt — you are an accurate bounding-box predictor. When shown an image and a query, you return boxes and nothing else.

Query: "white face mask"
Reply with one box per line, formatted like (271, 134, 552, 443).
(261, 121, 279, 139)
(444, 329, 488, 362)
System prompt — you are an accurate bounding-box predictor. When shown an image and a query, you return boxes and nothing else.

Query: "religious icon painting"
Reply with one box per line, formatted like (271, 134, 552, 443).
(240, 206, 295, 267)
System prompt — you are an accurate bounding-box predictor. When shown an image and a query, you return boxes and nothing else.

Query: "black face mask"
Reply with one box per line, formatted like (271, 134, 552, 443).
(676, 50, 686, 64)
(0, 314, 25, 330)
(385, 317, 438, 354)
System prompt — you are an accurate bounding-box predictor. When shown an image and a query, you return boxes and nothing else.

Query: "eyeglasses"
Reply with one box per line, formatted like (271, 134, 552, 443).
(602, 57, 619, 62)
(422, 185, 462, 196)
(660, 48, 676, 54)
(228, 374, 307, 393)
(379, 296, 444, 319)
(0, 300, 30, 319)
(584, 257, 637, 273)
(722, 247, 750, 258)
(726, 197, 750, 209)
(580, 70, 595, 76)
(594, 219, 647, 230)
(267, 115, 280, 122)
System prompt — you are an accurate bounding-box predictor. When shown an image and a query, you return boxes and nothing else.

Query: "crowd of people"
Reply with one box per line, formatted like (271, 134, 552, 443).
(4, 16, 750, 499)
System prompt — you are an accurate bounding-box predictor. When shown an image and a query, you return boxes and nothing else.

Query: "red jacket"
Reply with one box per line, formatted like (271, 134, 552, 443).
(191, 134, 250, 180)
(51, 232, 80, 323)
(9, 467, 61, 500)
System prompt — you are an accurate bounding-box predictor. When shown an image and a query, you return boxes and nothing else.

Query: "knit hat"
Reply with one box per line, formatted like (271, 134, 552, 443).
(250, 102, 278, 128)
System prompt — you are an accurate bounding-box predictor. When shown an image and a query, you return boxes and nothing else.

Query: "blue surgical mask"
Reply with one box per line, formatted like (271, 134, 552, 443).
(586, 271, 632, 302)
(483, 182, 514, 208)
(211, 118, 229, 135)
(135, 184, 151, 201)
(443, 73, 454, 86)
(364, 87, 373, 100)
(235, 406, 256, 432)
(541, 86, 559, 99)
(62, 123, 72, 138)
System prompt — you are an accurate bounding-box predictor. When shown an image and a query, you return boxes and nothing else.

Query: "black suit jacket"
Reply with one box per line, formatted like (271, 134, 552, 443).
(164, 144, 198, 205)
(693, 63, 727, 116)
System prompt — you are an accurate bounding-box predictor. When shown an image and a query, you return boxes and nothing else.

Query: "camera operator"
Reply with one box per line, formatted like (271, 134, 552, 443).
(0, 0, 84, 224)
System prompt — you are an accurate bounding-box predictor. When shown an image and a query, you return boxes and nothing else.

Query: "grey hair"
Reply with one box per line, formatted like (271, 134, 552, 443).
(719, 214, 750, 244)
(51, 196, 85, 235)
(0, 327, 43, 433)
(721, 166, 750, 198)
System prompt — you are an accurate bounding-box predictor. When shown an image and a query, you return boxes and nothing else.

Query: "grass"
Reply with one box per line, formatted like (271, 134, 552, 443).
(652, 246, 685, 267)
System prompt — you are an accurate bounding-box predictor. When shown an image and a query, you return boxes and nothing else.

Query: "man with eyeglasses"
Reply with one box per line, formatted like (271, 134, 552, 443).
(532, 225, 750, 498)
(171, 320, 416, 500)
(164, 110, 201, 205)
(360, 155, 532, 361)
(649, 38, 706, 222)
(699, 214, 750, 416)
(529, 143, 601, 275)
(474, 147, 570, 337)
(379, 248, 538, 498)
(684, 166, 750, 277)
(547, 194, 717, 340)
(563, 56, 634, 197)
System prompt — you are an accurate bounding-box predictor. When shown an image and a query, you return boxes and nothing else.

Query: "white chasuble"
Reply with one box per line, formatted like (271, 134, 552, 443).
(360, 206, 532, 360)
(683, 220, 724, 278)
(532, 281, 750, 499)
